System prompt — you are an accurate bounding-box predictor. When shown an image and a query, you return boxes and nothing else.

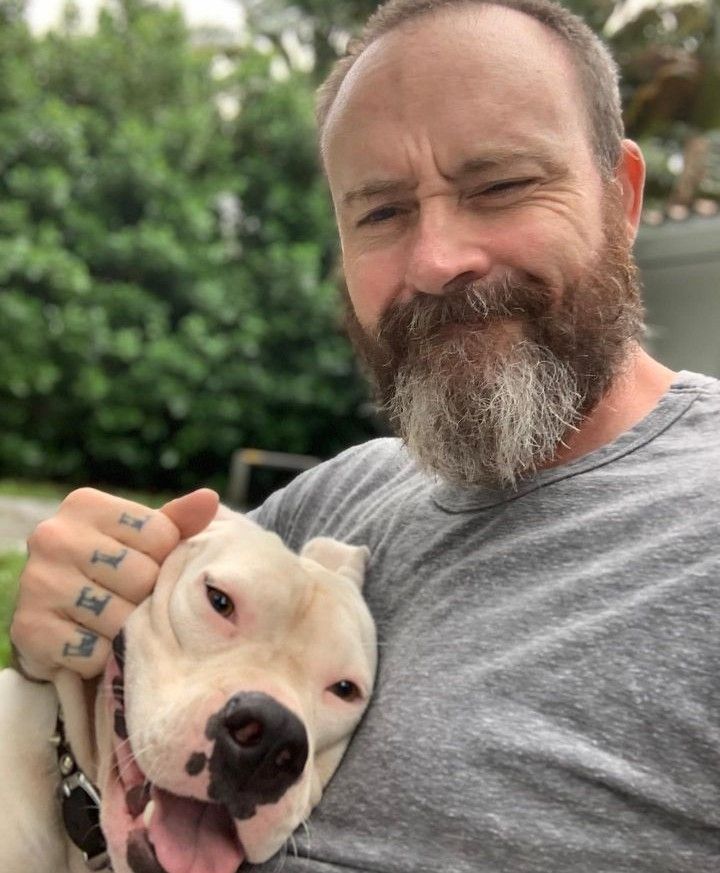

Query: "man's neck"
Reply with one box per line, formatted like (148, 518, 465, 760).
(548, 345, 676, 469)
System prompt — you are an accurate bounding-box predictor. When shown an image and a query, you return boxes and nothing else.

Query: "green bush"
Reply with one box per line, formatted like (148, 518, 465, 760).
(0, 551, 24, 669)
(0, 0, 379, 494)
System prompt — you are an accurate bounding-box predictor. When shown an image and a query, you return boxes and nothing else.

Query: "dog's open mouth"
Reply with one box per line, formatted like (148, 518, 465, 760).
(106, 639, 245, 873)
(123, 781, 244, 873)
(117, 764, 245, 873)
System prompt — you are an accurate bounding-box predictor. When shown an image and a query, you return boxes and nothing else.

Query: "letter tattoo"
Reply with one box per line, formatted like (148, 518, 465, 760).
(76, 585, 111, 616)
(91, 548, 128, 569)
(119, 512, 150, 531)
(63, 628, 99, 659)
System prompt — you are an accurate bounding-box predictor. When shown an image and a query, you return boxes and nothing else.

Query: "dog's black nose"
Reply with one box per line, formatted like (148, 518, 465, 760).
(221, 693, 308, 781)
(206, 692, 309, 819)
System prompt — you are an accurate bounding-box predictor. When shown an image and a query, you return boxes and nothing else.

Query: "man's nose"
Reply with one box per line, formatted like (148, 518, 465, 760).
(404, 208, 493, 297)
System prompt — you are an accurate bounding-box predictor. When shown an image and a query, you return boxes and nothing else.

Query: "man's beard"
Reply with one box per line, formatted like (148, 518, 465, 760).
(344, 198, 645, 489)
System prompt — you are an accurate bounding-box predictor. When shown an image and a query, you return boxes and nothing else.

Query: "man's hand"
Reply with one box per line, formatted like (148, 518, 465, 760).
(10, 487, 219, 681)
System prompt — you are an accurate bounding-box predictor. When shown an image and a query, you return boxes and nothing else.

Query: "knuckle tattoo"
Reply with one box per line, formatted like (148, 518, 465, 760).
(118, 512, 151, 531)
(90, 547, 128, 570)
(75, 585, 112, 616)
(62, 627, 99, 659)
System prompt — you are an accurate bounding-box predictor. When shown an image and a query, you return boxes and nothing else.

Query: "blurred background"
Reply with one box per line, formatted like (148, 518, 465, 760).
(0, 0, 719, 501)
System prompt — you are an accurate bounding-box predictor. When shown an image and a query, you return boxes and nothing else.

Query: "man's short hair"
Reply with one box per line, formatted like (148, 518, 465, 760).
(316, 0, 624, 179)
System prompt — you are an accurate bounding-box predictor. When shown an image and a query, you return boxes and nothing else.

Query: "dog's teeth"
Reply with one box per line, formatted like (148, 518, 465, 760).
(143, 799, 156, 828)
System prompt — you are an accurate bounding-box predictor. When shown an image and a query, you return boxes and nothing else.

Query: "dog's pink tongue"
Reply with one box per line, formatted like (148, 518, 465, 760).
(149, 788, 244, 873)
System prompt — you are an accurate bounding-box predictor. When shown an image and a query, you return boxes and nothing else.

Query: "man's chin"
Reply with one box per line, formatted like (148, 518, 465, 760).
(388, 343, 586, 489)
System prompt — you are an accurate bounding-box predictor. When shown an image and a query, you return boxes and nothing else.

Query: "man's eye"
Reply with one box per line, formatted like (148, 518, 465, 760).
(206, 584, 234, 618)
(477, 178, 534, 197)
(328, 680, 362, 702)
(358, 205, 401, 226)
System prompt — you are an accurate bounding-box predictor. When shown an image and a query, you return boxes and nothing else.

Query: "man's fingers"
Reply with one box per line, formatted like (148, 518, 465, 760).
(56, 488, 184, 563)
(10, 611, 112, 680)
(11, 555, 135, 650)
(160, 488, 219, 540)
(64, 582, 135, 643)
(82, 537, 158, 603)
(20, 558, 136, 638)
(27, 522, 160, 604)
(55, 622, 112, 679)
(12, 486, 218, 683)
(14, 485, 206, 683)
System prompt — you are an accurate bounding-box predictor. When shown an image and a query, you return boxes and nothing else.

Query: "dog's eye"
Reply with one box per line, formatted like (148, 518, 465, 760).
(206, 584, 234, 618)
(328, 680, 361, 702)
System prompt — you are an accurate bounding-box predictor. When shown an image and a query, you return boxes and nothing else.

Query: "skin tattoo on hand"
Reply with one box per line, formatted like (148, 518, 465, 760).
(76, 585, 112, 616)
(62, 627, 99, 659)
(118, 512, 150, 531)
(91, 548, 128, 570)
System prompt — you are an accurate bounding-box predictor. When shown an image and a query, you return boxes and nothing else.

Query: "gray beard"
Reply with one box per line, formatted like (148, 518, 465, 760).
(387, 333, 583, 488)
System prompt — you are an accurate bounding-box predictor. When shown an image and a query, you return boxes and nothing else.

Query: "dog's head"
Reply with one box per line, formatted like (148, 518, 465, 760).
(92, 511, 376, 873)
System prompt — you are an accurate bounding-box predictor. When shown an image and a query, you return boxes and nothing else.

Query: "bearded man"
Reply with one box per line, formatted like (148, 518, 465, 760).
(11, 1, 720, 871)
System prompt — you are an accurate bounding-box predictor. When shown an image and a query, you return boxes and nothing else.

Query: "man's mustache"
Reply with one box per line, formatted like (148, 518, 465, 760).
(375, 275, 553, 348)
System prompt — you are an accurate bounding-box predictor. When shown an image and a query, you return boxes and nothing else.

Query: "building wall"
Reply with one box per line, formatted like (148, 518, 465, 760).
(635, 216, 720, 377)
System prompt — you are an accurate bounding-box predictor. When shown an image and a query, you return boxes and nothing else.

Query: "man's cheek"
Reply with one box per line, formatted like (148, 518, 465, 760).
(345, 262, 406, 333)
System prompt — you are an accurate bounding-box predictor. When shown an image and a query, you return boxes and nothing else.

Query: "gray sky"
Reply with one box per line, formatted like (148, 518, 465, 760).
(26, 0, 246, 38)
(26, 0, 700, 42)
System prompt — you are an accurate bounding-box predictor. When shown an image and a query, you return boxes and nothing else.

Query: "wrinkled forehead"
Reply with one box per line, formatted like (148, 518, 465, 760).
(322, 5, 591, 187)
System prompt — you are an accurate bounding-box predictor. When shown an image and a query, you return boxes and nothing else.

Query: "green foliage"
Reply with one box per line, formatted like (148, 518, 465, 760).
(0, 0, 379, 493)
(244, 0, 379, 76)
(0, 478, 69, 499)
(0, 551, 24, 669)
(604, 0, 720, 206)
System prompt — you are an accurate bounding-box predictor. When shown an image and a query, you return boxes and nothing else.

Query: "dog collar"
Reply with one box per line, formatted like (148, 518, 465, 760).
(51, 706, 113, 872)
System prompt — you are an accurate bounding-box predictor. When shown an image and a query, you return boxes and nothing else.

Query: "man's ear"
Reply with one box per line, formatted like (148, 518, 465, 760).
(615, 139, 646, 242)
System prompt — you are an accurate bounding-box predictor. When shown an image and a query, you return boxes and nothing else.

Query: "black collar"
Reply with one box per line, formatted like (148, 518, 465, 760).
(51, 706, 112, 871)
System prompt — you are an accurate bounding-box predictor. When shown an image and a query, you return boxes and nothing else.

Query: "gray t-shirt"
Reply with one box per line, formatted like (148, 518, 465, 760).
(249, 370, 720, 872)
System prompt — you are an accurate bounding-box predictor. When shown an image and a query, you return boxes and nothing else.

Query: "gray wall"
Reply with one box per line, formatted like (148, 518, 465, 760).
(635, 216, 720, 377)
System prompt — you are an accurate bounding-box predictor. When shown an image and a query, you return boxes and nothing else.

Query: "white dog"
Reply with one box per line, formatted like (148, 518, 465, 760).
(0, 511, 377, 873)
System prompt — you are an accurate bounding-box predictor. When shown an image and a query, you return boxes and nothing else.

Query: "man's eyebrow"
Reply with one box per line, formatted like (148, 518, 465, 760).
(340, 150, 566, 208)
(341, 179, 416, 208)
(450, 149, 566, 180)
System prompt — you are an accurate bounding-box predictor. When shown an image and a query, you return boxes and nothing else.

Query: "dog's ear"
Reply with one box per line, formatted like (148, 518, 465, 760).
(300, 538, 369, 590)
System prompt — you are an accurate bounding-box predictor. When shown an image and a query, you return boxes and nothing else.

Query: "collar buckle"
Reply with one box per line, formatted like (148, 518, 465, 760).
(53, 709, 113, 871)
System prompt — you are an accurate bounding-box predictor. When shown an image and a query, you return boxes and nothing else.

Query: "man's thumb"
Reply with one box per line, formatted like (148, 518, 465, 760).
(160, 488, 220, 540)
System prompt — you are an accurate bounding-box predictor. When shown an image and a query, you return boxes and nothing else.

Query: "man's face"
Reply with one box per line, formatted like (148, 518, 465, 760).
(322, 5, 644, 487)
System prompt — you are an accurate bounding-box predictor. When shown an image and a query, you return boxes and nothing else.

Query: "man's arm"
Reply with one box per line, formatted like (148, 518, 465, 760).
(9, 487, 219, 680)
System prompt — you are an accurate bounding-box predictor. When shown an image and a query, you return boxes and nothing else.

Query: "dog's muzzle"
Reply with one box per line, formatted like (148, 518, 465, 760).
(205, 691, 309, 820)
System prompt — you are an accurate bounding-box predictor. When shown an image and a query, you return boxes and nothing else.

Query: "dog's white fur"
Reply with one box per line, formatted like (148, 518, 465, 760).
(0, 511, 376, 873)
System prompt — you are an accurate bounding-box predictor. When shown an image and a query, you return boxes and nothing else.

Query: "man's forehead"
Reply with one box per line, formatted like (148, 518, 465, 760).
(322, 4, 577, 131)
(322, 5, 588, 196)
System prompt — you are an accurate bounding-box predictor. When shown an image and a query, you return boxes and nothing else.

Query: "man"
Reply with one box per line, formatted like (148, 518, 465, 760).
(11, 1, 720, 870)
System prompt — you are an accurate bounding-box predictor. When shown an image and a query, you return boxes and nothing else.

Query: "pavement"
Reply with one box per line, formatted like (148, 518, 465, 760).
(0, 496, 62, 553)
